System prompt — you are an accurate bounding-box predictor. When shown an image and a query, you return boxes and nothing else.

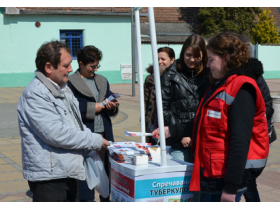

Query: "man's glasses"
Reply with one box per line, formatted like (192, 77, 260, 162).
(89, 64, 101, 69)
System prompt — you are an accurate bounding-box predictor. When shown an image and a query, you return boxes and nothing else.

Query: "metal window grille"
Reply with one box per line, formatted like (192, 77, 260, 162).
(60, 30, 83, 59)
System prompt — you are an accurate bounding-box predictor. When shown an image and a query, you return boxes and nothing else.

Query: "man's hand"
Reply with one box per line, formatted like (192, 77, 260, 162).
(105, 101, 119, 111)
(151, 126, 171, 139)
(95, 103, 105, 113)
(220, 191, 236, 202)
(101, 138, 110, 149)
(181, 137, 192, 148)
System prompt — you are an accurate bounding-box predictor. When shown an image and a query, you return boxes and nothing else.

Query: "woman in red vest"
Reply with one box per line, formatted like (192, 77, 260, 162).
(153, 32, 269, 202)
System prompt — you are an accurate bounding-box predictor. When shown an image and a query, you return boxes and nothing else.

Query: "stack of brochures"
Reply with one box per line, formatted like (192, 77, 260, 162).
(108, 142, 161, 165)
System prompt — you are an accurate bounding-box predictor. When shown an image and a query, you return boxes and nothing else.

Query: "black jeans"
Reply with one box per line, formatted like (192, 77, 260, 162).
(243, 167, 264, 202)
(28, 178, 78, 202)
(243, 177, 260, 202)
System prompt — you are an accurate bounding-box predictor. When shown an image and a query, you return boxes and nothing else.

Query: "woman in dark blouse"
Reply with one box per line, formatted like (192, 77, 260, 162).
(68, 45, 119, 202)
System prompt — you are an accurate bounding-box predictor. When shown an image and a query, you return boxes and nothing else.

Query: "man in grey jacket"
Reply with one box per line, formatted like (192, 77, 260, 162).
(17, 41, 110, 202)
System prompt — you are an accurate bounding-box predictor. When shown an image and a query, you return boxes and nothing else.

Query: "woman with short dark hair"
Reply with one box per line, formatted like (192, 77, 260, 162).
(157, 47, 175, 68)
(68, 45, 119, 202)
(144, 47, 175, 144)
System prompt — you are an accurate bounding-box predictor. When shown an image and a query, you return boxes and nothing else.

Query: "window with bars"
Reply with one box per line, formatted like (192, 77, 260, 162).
(60, 30, 83, 59)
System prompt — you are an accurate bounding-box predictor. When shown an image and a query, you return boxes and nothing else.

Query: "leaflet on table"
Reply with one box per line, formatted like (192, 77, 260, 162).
(108, 152, 133, 164)
(108, 148, 138, 164)
(109, 148, 161, 164)
(146, 146, 161, 157)
(108, 148, 143, 160)
(108, 147, 151, 162)
(110, 148, 137, 156)
(124, 131, 154, 137)
(131, 155, 149, 165)
(100, 93, 120, 106)
(107, 141, 161, 164)
(109, 141, 151, 148)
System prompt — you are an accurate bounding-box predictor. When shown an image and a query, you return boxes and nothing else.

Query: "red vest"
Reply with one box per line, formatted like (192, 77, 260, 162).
(190, 75, 269, 192)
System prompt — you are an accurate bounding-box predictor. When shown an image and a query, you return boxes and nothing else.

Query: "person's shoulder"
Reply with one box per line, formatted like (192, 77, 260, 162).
(165, 60, 180, 75)
(68, 73, 75, 81)
(21, 77, 50, 100)
(198, 67, 210, 78)
(161, 70, 169, 78)
(95, 73, 108, 82)
(144, 75, 154, 87)
(255, 75, 266, 87)
(68, 70, 80, 83)
(166, 59, 178, 71)
(145, 74, 154, 82)
(161, 65, 177, 79)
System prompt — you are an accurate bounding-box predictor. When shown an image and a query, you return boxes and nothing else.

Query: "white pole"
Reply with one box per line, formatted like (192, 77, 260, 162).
(131, 8, 136, 97)
(148, 7, 167, 166)
(134, 8, 146, 144)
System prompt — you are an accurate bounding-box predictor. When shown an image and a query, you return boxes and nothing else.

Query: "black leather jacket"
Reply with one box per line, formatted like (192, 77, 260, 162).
(160, 59, 210, 148)
(256, 76, 274, 120)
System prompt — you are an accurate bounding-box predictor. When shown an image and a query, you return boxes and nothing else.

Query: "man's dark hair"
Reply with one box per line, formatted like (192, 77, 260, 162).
(35, 40, 71, 72)
(77, 45, 102, 66)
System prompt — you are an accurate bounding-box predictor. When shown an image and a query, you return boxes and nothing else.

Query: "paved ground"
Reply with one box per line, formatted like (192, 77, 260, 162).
(0, 80, 280, 202)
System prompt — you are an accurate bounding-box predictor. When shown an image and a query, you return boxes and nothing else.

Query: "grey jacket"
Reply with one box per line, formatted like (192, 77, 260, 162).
(17, 70, 103, 181)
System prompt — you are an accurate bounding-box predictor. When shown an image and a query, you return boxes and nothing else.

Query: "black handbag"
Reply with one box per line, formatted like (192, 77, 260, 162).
(268, 118, 277, 146)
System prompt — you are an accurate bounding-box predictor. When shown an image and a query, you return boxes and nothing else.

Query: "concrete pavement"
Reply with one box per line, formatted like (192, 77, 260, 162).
(0, 80, 280, 202)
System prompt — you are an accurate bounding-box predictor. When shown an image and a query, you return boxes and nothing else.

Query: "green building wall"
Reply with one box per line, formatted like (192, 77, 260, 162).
(2, 8, 280, 88)
(0, 9, 184, 88)
(9, 10, 280, 86)
(0, 10, 133, 87)
(257, 45, 280, 79)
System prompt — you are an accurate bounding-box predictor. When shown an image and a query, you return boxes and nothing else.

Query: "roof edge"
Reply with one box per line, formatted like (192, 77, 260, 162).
(18, 10, 148, 16)
(141, 33, 193, 36)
